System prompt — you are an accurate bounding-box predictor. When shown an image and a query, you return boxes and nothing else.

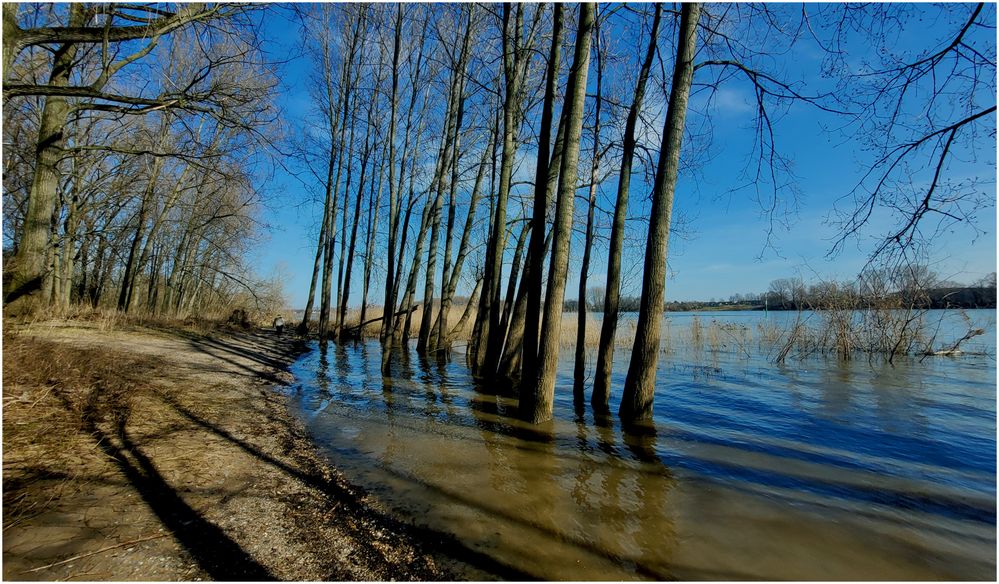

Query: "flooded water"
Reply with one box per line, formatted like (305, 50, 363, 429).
(283, 310, 996, 580)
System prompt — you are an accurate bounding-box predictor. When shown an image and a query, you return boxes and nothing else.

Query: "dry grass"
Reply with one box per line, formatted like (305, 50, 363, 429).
(3, 332, 155, 533)
(10, 304, 259, 339)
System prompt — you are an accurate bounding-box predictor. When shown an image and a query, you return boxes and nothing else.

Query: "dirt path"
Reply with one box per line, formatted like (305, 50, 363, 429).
(2, 322, 484, 581)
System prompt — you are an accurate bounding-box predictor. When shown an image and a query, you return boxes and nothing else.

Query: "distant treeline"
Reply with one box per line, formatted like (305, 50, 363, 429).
(563, 271, 998, 313)
(761, 287, 997, 311)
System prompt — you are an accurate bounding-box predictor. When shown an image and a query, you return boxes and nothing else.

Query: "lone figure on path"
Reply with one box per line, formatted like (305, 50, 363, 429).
(273, 315, 285, 336)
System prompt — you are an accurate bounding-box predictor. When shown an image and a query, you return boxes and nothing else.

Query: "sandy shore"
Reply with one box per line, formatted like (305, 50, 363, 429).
(2, 321, 485, 580)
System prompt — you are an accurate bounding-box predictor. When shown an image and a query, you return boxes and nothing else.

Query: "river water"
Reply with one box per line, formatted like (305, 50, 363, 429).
(283, 310, 996, 580)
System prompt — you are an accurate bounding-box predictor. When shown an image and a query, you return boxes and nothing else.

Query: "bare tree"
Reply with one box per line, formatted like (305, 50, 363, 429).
(620, 3, 702, 422)
(593, 4, 663, 411)
(521, 2, 595, 425)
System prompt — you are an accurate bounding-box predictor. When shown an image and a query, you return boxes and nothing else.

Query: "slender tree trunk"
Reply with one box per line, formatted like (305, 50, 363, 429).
(399, 196, 433, 343)
(574, 19, 603, 401)
(498, 220, 530, 345)
(432, 6, 475, 352)
(360, 140, 388, 335)
(118, 180, 154, 311)
(319, 11, 362, 342)
(474, 3, 525, 377)
(380, 5, 405, 372)
(338, 93, 377, 339)
(334, 89, 362, 336)
(620, 3, 701, 422)
(58, 167, 84, 310)
(432, 126, 492, 351)
(129, 165, 193, 312)
(468, 93, 502, 371)
(448, 277, 482, 345)
(418, 67, 464, 353)
(522, 2, 594, 424)
(298, 208, 328, 334)
(593, 5, 662, 411)
(521, 3, 563, 384)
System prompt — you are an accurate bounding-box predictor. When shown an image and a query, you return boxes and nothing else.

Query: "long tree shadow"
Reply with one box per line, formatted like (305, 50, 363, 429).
(157, 328, 306, 385)
(54, 387, 274, 581)
(155, 391, 534, 580)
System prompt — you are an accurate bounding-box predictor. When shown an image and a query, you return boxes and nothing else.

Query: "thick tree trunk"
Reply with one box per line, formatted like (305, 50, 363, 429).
(593, 5, 662, 411)
(521, 2, 594, 424)
(5, 5, 84, 312)
(620, 3, 701, 422)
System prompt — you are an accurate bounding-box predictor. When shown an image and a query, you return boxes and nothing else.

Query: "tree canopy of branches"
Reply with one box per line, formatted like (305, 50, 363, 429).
(3, 2, 280, 316)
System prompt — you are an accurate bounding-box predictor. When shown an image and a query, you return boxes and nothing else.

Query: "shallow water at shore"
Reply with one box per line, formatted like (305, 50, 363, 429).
(284, 310, 996, 580)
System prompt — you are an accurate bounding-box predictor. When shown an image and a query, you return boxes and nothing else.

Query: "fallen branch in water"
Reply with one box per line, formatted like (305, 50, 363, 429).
(924, 328, 985, 356)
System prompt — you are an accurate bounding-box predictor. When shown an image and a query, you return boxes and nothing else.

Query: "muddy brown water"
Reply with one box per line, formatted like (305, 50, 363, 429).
(283, 310, 996, 580)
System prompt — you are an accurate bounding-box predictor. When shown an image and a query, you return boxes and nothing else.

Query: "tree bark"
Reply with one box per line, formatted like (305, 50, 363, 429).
(5, 4, 84, 312)
(574, 17, 603, 401)
(521, 3, 563, 385)
(620, 3, 701, 422)
(521, 2, 595, 424)
(380, 5, 405, 372)
(593, 5, 663, 411)
(474, 3, 524, 377)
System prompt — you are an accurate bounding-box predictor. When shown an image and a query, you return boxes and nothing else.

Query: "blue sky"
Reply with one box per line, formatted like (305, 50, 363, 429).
(249, 4, 996, 309)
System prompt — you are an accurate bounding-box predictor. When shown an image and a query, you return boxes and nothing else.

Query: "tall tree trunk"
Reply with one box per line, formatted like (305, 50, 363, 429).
(338, 90, 378, 339)
(499, 110, 567, 381)
(5, 4, 84, 311)
(498, 220, 530, 346)
(118, 161, 160, 312)
(380, 5, 405, 372)
(574, 18, 603, 401)
(468, 93, 502, 372)
(431, 6, 475, 352)
(474, 3, 525, 377)
(399, 195, 433, 343)
(129, 165, 193, 312)
(620, 2, 701, 422)
(593, 5, 662, 411)
(418, 62, 464, 353)
(360, 140, 388, 335)
(521, 2, 594, 424)
(334, 86, 362, 336)
(521, 3, 563, 384)
(319, 10, 362, 342)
